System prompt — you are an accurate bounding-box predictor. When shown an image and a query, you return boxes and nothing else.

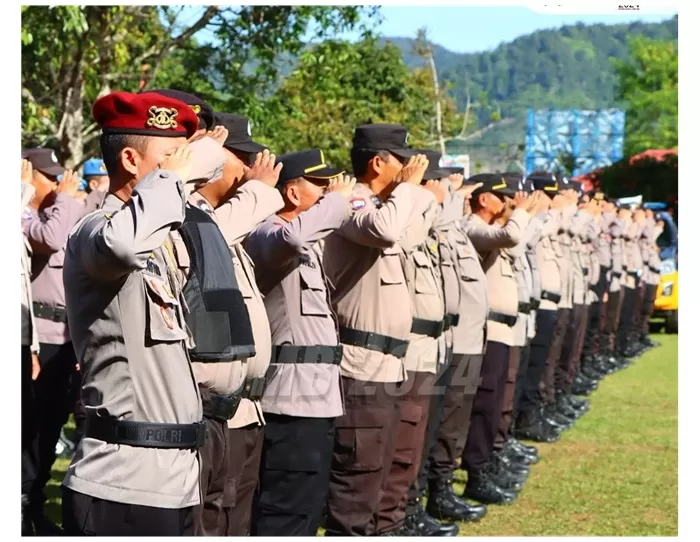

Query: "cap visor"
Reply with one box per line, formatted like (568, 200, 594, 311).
(389, 148, 419, 160)
(37, 166, 64, 178)
(224, 140, 267, 154)
(304, 167, 344, 182)
(494, 188, 517, 197)
(423, 168, 452, 181)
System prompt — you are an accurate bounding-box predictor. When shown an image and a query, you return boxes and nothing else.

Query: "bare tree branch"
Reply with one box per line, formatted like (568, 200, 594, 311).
(422, 117, 515, 146)
(459, 73, 471, 138)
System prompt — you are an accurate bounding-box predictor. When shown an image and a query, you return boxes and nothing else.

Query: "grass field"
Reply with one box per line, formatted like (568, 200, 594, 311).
(44, 334, 678, 536)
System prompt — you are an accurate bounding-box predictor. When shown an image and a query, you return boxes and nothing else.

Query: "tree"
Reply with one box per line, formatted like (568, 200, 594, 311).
(613, 36, 678, 156)
(21, 5, 376, 166)
(259, 37, 460, 171)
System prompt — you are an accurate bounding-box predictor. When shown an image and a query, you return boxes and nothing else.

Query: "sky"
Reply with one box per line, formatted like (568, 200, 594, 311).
(185, 5, 678, 54)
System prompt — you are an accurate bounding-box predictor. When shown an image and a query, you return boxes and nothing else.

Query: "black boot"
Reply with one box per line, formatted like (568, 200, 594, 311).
(21, 494, 34, 536)
(493, 450, 530, 478)
(464, 467, 517, 505)
(555, 391, 580, 419)
(564, 393, 589, 414)
(540, 403, 574, 431)
(514, 410, 560, 443)
(509, 438, 538, 457)
(485, 456, 525, 492)
(504, 439, 539, 465)
(426, 478, 488, 523)
(403, 504, 459, 536)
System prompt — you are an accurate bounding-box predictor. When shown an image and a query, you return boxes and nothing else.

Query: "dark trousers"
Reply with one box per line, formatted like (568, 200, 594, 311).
(512, 341, 531, 423)
(252, 415, 335, 536)
(325, 377, 401, 537)
(602, 289, 625, 355)
(520, 309, 557, 416)
(541, 309, 571, 401)
(406, 353, 483, 513)
(377, 370, 435, 533)
(494, 345, 522, 452)
(62, 487, 194, 536)
(616, 285, 639, 354)
(22, 346, 36, 496)
(225, 424, 264, 536)
(583, 267, 611, 359)
(570, 304, 590, 380)
(555, 304, 587, 393)
(27, 342, 77, 507)
(640, 283, 658, 337)
(462, 341, 510, 472)
(194, 417, 235, 536)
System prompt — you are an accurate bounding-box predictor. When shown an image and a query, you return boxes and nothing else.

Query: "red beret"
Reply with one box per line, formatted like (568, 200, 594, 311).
(92, 91, 199, 139)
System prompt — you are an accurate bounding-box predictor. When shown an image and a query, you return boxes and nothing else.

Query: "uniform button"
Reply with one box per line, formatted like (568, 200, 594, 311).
(159, 172, 168, 179)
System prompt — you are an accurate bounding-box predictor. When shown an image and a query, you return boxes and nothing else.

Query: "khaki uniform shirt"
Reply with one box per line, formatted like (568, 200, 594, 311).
(609, 216, 624, 293)
(21, 184, 39, 352)
(22, 192, 85, 345)
(536, 209, 562, 312)
(245, 192, 350, 418)
(557, 205, 578, 309)
(62, 171, 202, 509)
(323, 182, 438, 383)
(211, 181, 284, 429)
(465, 209, 531, 346)
(622, 218, 642, 288)
(569, 210, 594, 306)
(525, 213, 548, 337)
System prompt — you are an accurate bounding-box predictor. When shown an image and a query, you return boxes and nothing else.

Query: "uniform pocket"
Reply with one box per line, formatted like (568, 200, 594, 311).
(456, 246, 482, 282)
(334, 407, 387, 472)
(499, 256, 515, 278)
(299, 264, 330, 317)
(232, 257, 254, 299)
(380, 247, 406, 286)
(142, 275, 189, 343)
(393, 402, 423, 466)
(412, 251, 435, 294)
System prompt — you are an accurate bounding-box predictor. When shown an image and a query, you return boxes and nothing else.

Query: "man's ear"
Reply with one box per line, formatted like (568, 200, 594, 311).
(285, 183, 300, 206)
(119, 147, 139, 177)
(369, 155, 384, 175)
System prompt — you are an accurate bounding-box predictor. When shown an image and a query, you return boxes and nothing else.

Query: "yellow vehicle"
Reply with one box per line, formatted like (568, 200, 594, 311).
(651, 209, 678, 333)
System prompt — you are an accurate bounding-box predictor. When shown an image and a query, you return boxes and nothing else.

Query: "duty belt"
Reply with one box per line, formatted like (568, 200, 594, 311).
(32, 302, 67, 323)
(487, 311, 517, 327)
(410, 318, 445, 339)
(530, 298, 541, 311)
(338, 326, 409, 358)
(443, 313, 460, 330)
(541, 291, 561, 304)
(241, 377, 266, 402)
(201, 388, 241, 423)
(517, 302, 531, 314)
(622, 265, 628, 271)
(85, 415, 206, 450)
(612, 271, 623, 278)
(650, 266, 661, 274)
(583, 268, 589, 277)
(273, 344, 343, 365)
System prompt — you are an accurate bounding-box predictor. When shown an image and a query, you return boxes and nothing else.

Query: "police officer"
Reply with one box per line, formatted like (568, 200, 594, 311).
(515, 173, 568, 443)
(21, 147, 85, 535)
(61, 91, 204, 536)
(80, 158, 110, 213)
(194, 112, 284, 535)
(407, 167, 488, 530)
(245, 149, 353, 536)
(322, 124, 434, 537)
(460, 174, 533, 505)
(615, 203, 643, 359)
(637, 211, 664, 350)
(20, 159, 40, 536)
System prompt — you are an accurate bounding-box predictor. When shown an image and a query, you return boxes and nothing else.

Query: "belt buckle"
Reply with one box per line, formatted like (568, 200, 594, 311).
(196, 421, 207, 448)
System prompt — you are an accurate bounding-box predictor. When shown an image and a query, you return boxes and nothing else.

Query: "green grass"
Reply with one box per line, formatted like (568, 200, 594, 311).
(46, 335, 678, 536)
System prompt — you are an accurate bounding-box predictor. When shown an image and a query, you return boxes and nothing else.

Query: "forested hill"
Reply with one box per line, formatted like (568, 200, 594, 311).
(384, 15, 678, 127)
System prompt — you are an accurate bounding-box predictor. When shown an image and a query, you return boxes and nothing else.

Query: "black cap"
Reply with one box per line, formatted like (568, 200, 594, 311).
(419, 150, 451, 181)
(22, 148, 64, 178)
(352, 123, 417, 159)
(560, 177, 583, 195)
(465, 173, 516, 197)
(587, 189, 610, 203)
(501, 171, 529, 192)
(214, 112, 267, 155)
(444, 166, 465, 176)
(149, 88, 215, 130)
(276, 149, 344, 186)
(527, 171, 559, 196)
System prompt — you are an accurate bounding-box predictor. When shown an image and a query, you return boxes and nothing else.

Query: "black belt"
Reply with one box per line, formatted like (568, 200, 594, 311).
(583, 268, 589, 276)
(444, 313, 460, 329)
(518, 302, 531, 314)
(201, 390, 241, 423)
(612, 271, 622, 278)
(487, 311, 517, 327)
(338, 327, 409, 358)
(241, 377, 266, 402)
(85, 415, 206, 450)
(650, 267, 661, 274)
(273, 345, 343, 365)
(541, 291, 561, 304)
(622, 265, 628, 271)
(601, 266, 611, 273)
(411, 318, 445, 339)
(530, 298, 540, 311)
(32, 302, 67, 323)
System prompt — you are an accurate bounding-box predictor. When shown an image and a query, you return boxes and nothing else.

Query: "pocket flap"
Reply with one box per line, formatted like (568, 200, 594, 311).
(382, 244, 403, 255)
(400, 403, 423, 425)
(299, 263, 326, 290)
(412, 251, 431, 268)
(499, 255, 514, 277)
(143, 276, 179, 306)
(335, 405, 387, 429)
(47, 249, 65, 268)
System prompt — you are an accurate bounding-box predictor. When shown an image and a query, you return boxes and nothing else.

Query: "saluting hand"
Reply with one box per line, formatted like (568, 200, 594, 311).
(207, 126, 229, 147)
(394, 154, 429, 185)
(423, 179, 446, 205)
(21, 159, 33, 185)
(448, 173, 464, 191)
(243, 149, 283, 187)
(327, 175, 357, 198)
(54, 169, 81, 198)
(513, 191, 529, 210)
(161, 144, 195, 182)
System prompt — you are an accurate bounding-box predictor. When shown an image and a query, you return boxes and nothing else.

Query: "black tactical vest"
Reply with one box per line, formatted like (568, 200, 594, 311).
(178, 205, 256, 362)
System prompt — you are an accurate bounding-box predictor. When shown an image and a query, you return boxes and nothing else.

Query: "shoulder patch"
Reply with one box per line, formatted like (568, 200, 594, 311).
(349, 198, 366, 211)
